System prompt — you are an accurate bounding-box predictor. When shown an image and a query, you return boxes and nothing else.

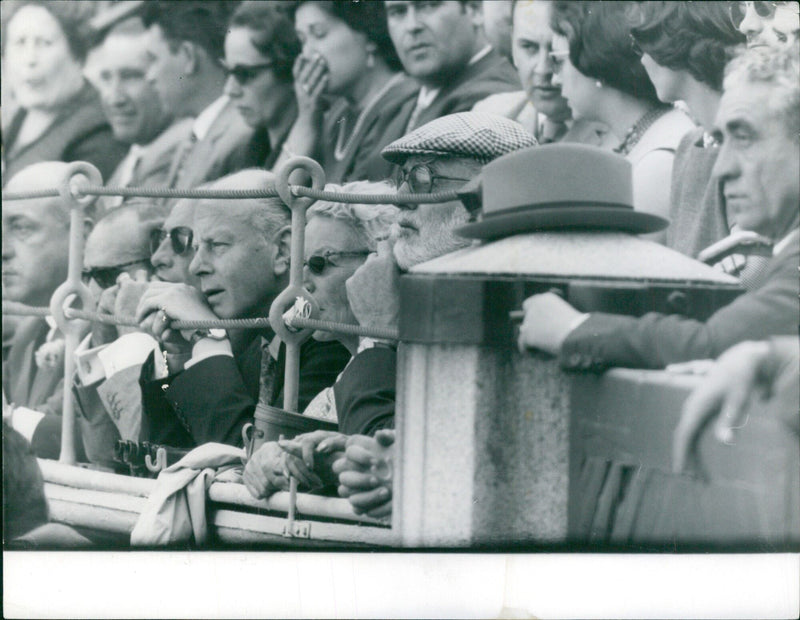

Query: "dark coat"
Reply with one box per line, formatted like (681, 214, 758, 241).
(3, 81, 128, 184)
(561, 233, 800, 370)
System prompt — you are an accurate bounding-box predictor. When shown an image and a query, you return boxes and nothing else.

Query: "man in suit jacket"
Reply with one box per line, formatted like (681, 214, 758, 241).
(2, 162, 99, 460)
(518, 46, 800, 370)
(384, 1, 521, 134)
(135, 170, 350, 449)
(92, 18, 194, 210)
(141, 1, 256, 193)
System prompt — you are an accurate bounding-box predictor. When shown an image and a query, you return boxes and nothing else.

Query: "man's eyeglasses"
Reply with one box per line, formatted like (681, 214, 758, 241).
(149, 226, 193, 256)
(729, 1, 786, 27)
(219, 59, 274, 85)
(304, 251, 370, 275)
(82, 258, 150, 290)
(392, 163, 471, 194)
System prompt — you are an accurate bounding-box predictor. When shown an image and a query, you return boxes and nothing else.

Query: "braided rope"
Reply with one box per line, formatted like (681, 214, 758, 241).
(3, 302, 398, 340)
(79, 184, 281, 200)
(1, 188, 61, 200)
(289, 316, 398, 341)
(292, 186, 460, 204)
(2, 301, 52, 317)
(3, 184, 460, 205)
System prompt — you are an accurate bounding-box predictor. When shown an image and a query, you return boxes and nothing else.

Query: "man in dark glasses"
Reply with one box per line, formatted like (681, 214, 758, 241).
(149, 199, 199, 286)
(730, 0, 800, 47)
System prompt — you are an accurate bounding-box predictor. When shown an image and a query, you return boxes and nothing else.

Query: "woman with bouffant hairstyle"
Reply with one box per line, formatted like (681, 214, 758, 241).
(549, 0, 696, 243)
(631, 1, 746, 259)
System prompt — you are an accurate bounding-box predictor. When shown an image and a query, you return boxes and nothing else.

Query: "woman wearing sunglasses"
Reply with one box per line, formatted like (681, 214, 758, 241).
(284, 1, 419, 183)
(222, 1, 301, 171)
(243, 181, 398, 500)
(730, 1, 800, 48)
(549, 1, 696, 244)
(630, 1, 745, 260)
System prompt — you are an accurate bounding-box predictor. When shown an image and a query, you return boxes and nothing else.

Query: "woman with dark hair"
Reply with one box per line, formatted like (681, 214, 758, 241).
(2, 0, 127, 184)
(224, 1, 301, 170)
(632, 1, 746, 260)
(282, 0, 419, 183)
(550, 0, 695, 241)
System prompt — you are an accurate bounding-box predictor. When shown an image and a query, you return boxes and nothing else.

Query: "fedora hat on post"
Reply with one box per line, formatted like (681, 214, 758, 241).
(456, 143, 668, 240)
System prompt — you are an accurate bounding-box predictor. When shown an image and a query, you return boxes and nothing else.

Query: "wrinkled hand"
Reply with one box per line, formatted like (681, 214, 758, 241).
(135, 281, 217, 353)
(115, 270, 150, 336)
(517, 292, 586, 356)
(243, 441, 291, 499)
(673, 341, 774, 476)
(345, 241, 401, 331)
(333, 430, 395, 520)
(278, 430, 346, 491)
(293, 53, 329, 123)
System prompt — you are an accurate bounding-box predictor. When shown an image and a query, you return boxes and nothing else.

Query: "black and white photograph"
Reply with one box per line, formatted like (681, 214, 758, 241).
(2, 1, 799, 617)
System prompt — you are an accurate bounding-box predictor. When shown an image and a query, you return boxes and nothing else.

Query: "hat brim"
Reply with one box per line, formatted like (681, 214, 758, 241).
(456, 206, 668, 239)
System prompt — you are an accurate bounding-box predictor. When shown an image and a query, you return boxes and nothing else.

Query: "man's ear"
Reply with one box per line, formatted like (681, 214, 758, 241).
(271, 225, 292, 277)
(178, 40, 197, 75)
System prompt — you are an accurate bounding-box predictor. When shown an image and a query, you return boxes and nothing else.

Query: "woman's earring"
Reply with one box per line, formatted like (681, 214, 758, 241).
(367, 51, 375, 69)
(595, 80, 603, 88)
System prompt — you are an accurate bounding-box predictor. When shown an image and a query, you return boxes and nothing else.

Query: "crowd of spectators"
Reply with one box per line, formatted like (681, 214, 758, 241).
(2, 1, 798, 542)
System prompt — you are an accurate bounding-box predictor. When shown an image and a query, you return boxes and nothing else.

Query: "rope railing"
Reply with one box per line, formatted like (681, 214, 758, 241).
(2, 301, 400, 341)
(3, 183, 460, 205)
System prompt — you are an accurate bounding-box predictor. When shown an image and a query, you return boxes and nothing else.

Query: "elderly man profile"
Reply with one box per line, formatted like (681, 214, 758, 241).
(90, 17, 193, 209)
(243, 113, 537, 512)
(383, 0, 520, 134)
(135, 169, 351, 449)
(2, 162, 97, 460)
(518, 46, 799, 371)
(474, 0, 614, 147)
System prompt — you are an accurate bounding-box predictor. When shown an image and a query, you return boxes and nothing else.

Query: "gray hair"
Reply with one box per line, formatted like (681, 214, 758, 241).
(201, 168, 291, 240)
(307, 181, 399, 251)
(724, 44, 800, 138)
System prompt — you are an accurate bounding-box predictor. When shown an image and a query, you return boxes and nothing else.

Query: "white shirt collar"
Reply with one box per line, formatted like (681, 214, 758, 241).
(192, 96, 229, 141)
(773, 227, 800, 256)
(469, 45, 492, 66)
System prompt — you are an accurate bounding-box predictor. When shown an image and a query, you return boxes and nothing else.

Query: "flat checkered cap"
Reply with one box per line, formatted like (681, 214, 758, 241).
(382, 112, 538, 166)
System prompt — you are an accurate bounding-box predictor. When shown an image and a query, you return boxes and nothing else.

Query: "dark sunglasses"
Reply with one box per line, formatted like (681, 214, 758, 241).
(82, 258, 150, 290)
(149, 226, 193, 256)
(729, 1, 784, 26)
(219, 59, 274, 85)
(304, 251, 370, 275)
(392, 163, 471, 195)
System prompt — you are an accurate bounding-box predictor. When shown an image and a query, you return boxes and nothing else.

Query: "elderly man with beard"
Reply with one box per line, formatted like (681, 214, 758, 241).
(135, 169, 351, 449)
(258, 112, 536, 514)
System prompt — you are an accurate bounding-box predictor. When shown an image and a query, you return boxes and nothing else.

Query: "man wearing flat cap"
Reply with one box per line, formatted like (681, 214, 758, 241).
(518, 46, 800, 370)
(245, 112, 536, 513)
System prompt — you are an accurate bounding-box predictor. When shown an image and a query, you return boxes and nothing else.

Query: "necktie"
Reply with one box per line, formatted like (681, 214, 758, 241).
(258, 336, 279, 408)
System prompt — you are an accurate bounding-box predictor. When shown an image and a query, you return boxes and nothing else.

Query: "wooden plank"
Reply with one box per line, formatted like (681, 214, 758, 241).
(212, 510, 397, 547)
(39, 459, 155, 497)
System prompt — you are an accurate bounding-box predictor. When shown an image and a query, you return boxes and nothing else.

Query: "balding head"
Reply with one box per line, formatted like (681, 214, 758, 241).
(2, 163, 78, 305)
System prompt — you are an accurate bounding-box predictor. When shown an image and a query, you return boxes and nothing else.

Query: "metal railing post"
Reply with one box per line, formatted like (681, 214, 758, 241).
(270, 157, 326, 412)
(50, 162, 102, 464)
